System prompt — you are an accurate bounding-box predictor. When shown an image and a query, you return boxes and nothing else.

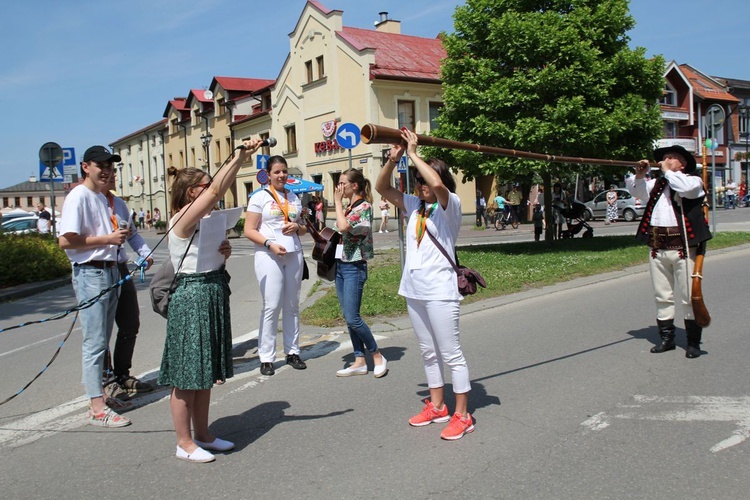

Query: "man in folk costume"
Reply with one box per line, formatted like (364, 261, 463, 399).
(626, 145, 711, 359)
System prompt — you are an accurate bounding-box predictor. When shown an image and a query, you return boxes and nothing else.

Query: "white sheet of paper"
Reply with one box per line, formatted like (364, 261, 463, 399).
(195, 213, 227, 273)
(335, 244, 343, 260)
(273, 228, 297, 252)
(216, 206, 244, 230)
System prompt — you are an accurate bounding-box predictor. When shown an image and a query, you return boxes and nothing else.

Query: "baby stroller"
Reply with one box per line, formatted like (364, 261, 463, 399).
(560, 201, 594, 239)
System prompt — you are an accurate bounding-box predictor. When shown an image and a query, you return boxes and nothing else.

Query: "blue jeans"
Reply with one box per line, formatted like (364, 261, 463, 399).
(335, 261, 377, 358)
(71, 264, 119, 398)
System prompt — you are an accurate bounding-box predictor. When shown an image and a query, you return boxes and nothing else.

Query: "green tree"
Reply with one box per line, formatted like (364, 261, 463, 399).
(427, 0, 664, 240)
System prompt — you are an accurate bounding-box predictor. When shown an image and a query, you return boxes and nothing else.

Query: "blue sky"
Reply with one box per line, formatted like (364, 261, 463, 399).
(1, 0, 748, 189)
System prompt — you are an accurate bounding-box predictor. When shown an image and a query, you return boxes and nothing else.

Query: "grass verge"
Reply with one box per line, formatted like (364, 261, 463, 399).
(300, 232, 750, 327)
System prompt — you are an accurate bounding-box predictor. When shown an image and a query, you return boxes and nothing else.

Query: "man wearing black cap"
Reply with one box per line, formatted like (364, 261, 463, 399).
(626, 145, 711, 359)
(58, 145, 131, 427)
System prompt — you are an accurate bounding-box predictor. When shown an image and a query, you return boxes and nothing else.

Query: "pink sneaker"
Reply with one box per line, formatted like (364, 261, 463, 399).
(440, 412, 475, 440)
(408, 399, 450, 427)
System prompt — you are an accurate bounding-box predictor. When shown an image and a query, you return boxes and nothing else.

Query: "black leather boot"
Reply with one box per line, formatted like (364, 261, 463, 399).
(685, 319, 702, 359)
(651, 319, 676, 353)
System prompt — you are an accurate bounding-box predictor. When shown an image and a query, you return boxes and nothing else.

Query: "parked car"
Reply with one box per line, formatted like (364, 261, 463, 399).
(0, 215, 58, 235)
(582, 188, 644, 222)
(1, 215, 40, 234)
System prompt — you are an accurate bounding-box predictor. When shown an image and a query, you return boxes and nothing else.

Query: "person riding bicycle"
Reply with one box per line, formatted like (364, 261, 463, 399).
(493, 193, 508, 229)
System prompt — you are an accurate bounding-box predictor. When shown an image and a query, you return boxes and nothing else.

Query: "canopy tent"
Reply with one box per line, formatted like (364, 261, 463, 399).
(250, 177, 324, 197)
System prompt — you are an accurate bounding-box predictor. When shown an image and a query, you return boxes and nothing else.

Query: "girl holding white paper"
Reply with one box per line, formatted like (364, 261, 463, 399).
(244, 155, 308, 377)
(159, 136, 264, 463)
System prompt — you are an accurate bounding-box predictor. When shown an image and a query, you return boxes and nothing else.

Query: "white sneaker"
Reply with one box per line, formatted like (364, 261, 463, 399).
(384, 230, 389, 233)
(378, 230, 383, 234)
(336, 365, 368, 377)
(176, 445, 215, 463)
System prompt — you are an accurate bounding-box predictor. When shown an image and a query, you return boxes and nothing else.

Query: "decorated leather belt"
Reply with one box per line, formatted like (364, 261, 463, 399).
(647, 226, 683, 250)
(75, 260, 116, 269)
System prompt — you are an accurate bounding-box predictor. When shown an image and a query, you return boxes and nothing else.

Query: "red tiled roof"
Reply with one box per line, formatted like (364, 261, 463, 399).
(189, 88, 213, 103)
(162, 97, 188, 118)
(679, 64, 739, 102)
(307, 0, 340, 16)
(212, 77, 275, 94)
(337, 27, 445, 82)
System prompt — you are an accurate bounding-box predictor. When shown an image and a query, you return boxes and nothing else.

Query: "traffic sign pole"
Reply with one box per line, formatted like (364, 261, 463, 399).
(39, 142, 64, 232)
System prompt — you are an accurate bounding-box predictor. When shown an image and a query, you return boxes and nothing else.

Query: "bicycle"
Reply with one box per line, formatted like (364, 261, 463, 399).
(494, 207, 519, 230)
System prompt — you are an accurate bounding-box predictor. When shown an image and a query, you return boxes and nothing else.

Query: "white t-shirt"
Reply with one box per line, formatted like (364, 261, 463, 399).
(247, 188, 302, 252)
(398, 192, 462, 301)
(58, 184, 118, 264)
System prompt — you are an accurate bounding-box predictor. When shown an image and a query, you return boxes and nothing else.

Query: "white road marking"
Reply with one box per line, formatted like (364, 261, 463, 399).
(0, 329, 353, 449)
(581, 395, 750, 452)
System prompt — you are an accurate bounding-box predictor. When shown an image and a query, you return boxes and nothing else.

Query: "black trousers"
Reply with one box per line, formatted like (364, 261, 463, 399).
(113, 262, 140, 378)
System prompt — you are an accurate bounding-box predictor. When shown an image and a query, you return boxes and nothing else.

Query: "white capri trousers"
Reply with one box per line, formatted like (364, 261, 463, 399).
(649, 247, 696, 321)
(254, 249, 304, 363)
(406, 298, 471, 394)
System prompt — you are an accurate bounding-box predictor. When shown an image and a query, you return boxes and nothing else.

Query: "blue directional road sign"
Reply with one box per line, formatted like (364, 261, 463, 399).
(336, 122, 361, 150)
(256, 154, 270, 170)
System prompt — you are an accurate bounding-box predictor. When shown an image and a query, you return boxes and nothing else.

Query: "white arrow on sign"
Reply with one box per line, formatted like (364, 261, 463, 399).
(582, 395, 750, 453)
(339, 129, 356, 144)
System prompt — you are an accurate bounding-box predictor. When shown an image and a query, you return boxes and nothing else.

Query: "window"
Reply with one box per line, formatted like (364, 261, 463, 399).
(191, 147, 196, 167)
(244, 182, 254, 201)
(660, 83, 677, 106)
(663, 121, 677, 138)
(429, 102, 443, 131)
(214, 140, 221, 165)
(217, 98, 226, 115)
(2, 197, 8, 208)
(305, 61, 313, 83)
(27, 197, 33, 206)
(171, 118, 179, 134)
(179, 151, 184, 168)
(15, 197, 21, 207)
(39, 197, 45, 205)
(316, 56, 325, 78)
(397, 100, 415, 131)
(263, 95, 272, 111)
(285, 125, 297, 154)
(226, 138, 231, 156)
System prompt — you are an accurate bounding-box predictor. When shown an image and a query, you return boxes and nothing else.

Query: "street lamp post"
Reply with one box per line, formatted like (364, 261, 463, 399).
(200, 133, 212, 174)
(740, 105, 750, 202)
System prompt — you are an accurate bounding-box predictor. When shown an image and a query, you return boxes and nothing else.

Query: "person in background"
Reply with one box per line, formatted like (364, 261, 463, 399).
(475, 190, 488, 228)
(244, 155, 308, 377)
(376, 128, 474, 441)
(159, 137, 263, 463)
(532, 204, 544, 242)
(378, 196, 390, 234)
(315, 196, 325, 230)
(333, 169, 387, 378)
(507, 184, 522, 224)
(58, 145, 130, 428)
(153, 207, 161, 227)
(626, 145, 711, 359)
(36, 203, 51, 234)
(493, 192, 507, 230)
(145, 210, 152, 230)
(551, 183, 566, 240)
(102, 174, 155, 402)
(605, 185, 618, 224)
(725, 178, 736, 209)
(138, 208, 145, 229)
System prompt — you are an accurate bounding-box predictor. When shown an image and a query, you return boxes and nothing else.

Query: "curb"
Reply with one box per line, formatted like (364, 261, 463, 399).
(0, 276, 71, 303)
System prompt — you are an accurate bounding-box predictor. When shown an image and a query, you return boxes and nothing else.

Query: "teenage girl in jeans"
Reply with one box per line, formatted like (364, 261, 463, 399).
(375, 128, 474, 440)
(333, 169, 387, 378)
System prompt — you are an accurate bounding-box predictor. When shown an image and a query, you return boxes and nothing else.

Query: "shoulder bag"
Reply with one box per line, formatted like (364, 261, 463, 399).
(149, 229, 197, 318)
(426, 229, 486, 296)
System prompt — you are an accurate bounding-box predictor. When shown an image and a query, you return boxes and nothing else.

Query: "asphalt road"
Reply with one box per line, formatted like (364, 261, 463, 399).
(1, 209, 749, 499)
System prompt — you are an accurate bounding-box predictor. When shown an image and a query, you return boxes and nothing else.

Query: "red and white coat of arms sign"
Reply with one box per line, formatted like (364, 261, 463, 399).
(321, 120, 337, 138)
